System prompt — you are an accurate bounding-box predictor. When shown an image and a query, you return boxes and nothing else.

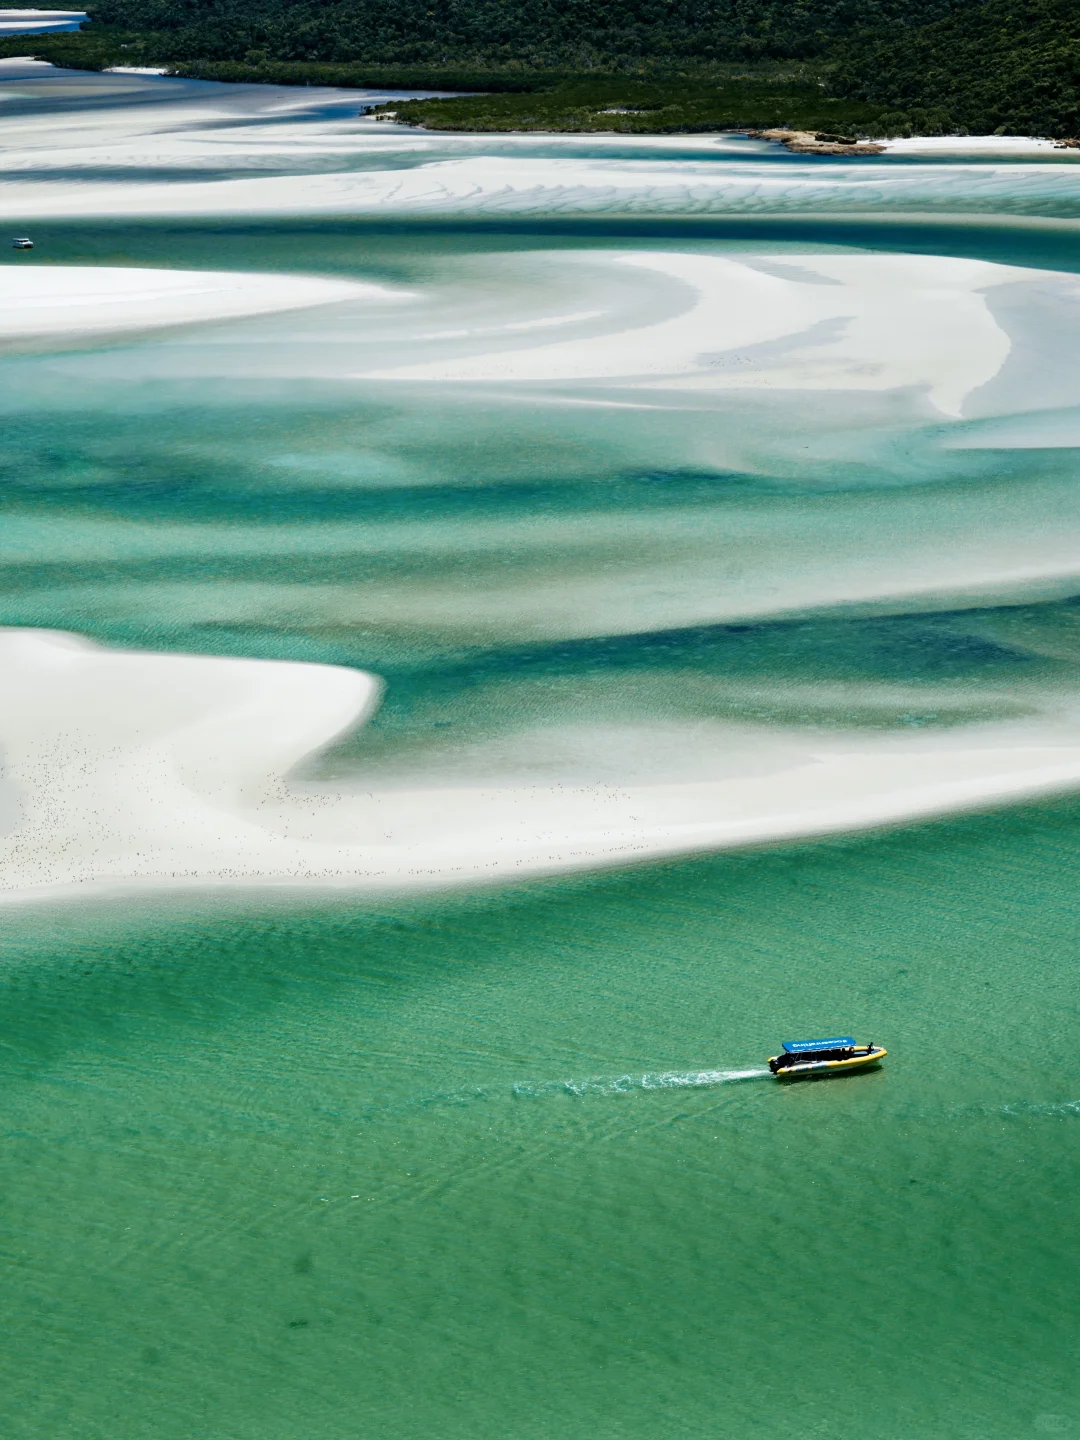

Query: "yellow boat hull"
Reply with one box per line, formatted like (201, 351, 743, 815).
(768, 1046, 887, 1080)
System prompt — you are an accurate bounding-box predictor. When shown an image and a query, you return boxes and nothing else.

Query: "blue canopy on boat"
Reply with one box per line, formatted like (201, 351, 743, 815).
(782, 1036, 855, 1053)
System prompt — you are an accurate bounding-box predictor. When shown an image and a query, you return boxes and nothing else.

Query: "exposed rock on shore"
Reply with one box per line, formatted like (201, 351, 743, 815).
(751, 128, 885, 155)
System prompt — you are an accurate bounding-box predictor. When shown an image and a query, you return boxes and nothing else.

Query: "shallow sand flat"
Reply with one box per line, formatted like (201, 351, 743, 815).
(11, 445, 1080, 641)
(4, 244, 1080, 645)
(5, 145, 1080, 221)
(0, 265, 407, 339)
(0, 156, 1061, 219)
(0, 56, 466, 178)
(0, 95, 435, 175)
(364, 250, 1046, 417)
(7, 628, 1080, 903)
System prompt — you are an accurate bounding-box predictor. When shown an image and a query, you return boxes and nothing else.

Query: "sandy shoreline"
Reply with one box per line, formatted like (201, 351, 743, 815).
(756, 132, 1079, 159)
(881, 135, 1080, 157)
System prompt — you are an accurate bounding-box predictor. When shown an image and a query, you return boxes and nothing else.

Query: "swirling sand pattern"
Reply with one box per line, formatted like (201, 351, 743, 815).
(5, 225, 1080, 897)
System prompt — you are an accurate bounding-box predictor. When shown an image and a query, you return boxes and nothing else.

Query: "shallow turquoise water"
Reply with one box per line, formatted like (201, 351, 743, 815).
(3, 801, 1080, 1439)
(5, 68, 1080, 1437)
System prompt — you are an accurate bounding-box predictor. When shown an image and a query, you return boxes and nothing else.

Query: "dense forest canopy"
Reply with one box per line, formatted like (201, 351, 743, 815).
(83, 0, 965, 68)
(0, 0, 1072, 135)
(833, 0, 1080, 137)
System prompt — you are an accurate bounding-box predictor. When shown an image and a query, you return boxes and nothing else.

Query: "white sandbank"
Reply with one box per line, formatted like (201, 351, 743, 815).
(881, 136, 1075, 157)
(0, 8, 84, 35)
(3, 250, 1050, 420)
(6, 628, 1080, 906)
(364, 250, 1035, 418)
(0, 266, 407, 340)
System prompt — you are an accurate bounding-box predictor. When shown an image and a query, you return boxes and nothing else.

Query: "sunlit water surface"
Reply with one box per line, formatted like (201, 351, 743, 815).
(2, 62, 1080, 1440)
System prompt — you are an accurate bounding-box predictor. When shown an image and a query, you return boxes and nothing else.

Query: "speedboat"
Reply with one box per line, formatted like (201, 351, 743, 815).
(12, 238, 33, 250)
(768, 1036, 885, 1079)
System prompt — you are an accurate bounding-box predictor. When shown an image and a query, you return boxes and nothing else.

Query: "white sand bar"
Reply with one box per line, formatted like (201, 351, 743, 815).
(366, 250, 1032, 417)
(0, 266, 405, 340)
(881, 136, 1072, 157)
(0, 8, 85, 34)
(6, 629, 1080, 905)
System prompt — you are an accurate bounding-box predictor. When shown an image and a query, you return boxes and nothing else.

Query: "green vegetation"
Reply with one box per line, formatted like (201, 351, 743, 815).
(832, 0, 1080, 138)
(80, 0, 962, 70)
(378, 74, 885, 135)
(0, 28, 541, 89)
(0, 26, 157, 69)
(162, 59, 540, 89)
(3, 0, 1076, 138)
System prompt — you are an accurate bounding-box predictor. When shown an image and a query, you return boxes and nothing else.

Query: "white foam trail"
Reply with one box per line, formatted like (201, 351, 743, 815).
(1000, 1099, 1080, 1118)
(513, 1067, 771, 1097)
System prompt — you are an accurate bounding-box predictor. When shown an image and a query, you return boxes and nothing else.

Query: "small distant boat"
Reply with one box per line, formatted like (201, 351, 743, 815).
(768, 1036, 885, 1079)
(12, 238, 33, 250)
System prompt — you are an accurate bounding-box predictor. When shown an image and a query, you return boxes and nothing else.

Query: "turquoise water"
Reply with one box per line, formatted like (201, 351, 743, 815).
(5, 66, 1080, 1436)
(4, 804, 1080, 1439)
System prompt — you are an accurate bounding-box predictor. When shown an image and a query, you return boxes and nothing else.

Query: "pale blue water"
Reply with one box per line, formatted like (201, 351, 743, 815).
(2, 63, 1080, 1440)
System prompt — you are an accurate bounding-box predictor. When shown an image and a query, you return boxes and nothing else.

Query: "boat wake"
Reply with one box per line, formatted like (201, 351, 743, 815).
(512, 1066, 771, 1098)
